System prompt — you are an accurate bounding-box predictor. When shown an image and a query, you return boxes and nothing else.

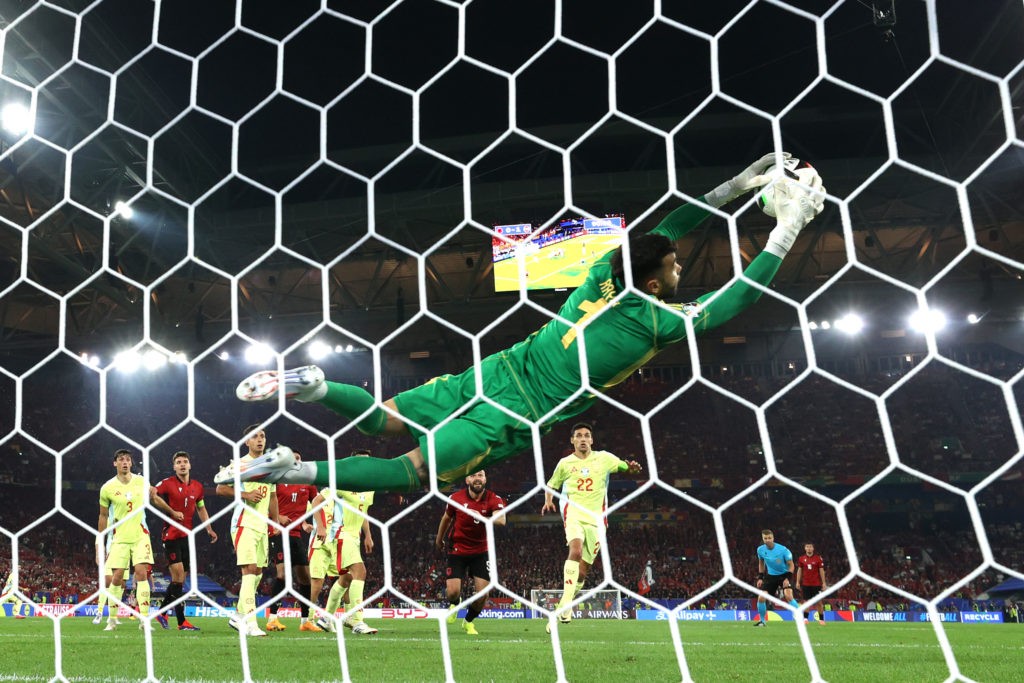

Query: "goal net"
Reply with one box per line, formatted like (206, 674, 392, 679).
(0, 0, 1022, 682)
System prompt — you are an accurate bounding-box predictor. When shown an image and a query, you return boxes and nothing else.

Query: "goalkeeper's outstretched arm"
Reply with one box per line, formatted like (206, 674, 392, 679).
(688, 171, 826, 334)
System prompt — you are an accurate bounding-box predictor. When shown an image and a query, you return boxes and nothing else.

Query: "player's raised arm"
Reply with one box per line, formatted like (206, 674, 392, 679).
(653, 153, 788, 242)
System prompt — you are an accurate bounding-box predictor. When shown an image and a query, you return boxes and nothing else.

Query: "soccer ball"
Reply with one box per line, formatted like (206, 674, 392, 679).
(757, 162, 817, 218)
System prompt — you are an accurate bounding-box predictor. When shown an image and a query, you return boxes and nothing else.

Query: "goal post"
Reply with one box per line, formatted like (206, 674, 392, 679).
(529, 588, 625, 620)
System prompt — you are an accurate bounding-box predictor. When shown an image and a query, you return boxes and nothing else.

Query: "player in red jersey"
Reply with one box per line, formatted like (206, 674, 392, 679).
(434, 470, 506, 635)
(795, 542, 827, 625)
(265, 450, 320, 632)
(153, 451, 217, 631)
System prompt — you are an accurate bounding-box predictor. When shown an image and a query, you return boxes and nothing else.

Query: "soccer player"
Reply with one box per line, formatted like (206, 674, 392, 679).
(97, 448, 182, 632)
(313, 450, 379, 635)
(1, 570, 26, 619)
(434, 469, 506, 635)
(216, 426, 281, 637)
(307, 486, 341, 631)
(92, 506, 117, 626)
(153, 450, 217, 631)
(219, 154, 826, 491)
(540, 423, 640, 632)
(796, 542, 827, 625)
(264, 451, 319, 632)
(753, 529, 800, 627)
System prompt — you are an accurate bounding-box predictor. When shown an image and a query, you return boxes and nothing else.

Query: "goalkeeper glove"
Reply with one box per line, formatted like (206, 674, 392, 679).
(704, 152, 794, 208)
(764, 171, 826, 259)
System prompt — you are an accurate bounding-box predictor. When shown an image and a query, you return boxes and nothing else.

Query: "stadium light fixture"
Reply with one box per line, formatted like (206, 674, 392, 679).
(218, 351, 231, 361)
(143, 349, 167, 371)
(308, 340, 331, 360)
(114, 350, 142, 373)
(834, 313, 864, 335)
(808, 321, 819, 330)
(169, 351, 188, 364)
(244, 343, 275, 365)
(1, 102, 30, 134)
(820, 320, 831, 330)
(113, 201, 133, 219)
(966, 313, 980, 324)
(334, 344, 345, 353)
(346, 344, 354, 352)
(909, 308, 946, 333)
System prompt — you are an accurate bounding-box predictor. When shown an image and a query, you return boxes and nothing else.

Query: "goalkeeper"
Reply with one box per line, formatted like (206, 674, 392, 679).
(218, 154, 825, 491)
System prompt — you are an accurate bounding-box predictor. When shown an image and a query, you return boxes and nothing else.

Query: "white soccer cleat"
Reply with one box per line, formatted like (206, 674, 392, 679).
(315, 616, 335, 633)
(92, 615, 103, 625)
(235, 365, 325, 403)
(247, 622, 267, 637)
(214, 445, 299, 485)
(342, 617, 356, 631)
(228, 615, 243, 632)
(104, 620, 118, 631)
(351, 622, 378, 635)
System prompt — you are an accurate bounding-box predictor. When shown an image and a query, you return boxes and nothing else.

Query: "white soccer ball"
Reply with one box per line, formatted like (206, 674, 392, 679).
(757, 163, 817, 218)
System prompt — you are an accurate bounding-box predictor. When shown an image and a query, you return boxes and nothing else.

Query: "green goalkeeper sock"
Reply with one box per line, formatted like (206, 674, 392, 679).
(319, 382, 388, 435)
(314, 454, 421, 492)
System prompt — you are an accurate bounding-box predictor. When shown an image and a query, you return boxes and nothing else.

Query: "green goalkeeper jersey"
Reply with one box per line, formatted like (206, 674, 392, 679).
(501, 200, 782, 423)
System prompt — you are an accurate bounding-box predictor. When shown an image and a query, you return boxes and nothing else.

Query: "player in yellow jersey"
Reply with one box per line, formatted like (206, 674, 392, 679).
(216, 426, 281, 637)
(541, 423, 641, 632)
(97, 449, 182, 632)
(313, 450, 378, 635)
(1, 569, 26, 619)
(307, 485, 340, 629)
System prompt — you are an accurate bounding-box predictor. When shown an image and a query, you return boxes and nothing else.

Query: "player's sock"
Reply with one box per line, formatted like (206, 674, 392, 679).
(559, 561, 580, 609)
(167, 582, 186, 625)
(314, 454, 421, 491)
(757, 601, 767, 623)
(465, 602, 483, 623)
(109, 583, 125, 616)
(239, 574, 259, 616)
(298, 582, 311, 619)
(136, 579, 150, 616)
(347, 580, 365, 622)
(96, 587, 109, 616)
(325, 580, 344, 619)
(269, 578, 286, 616)
(319, 382, 387, 435)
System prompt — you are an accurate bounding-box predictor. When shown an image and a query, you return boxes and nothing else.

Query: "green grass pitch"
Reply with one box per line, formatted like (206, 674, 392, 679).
(0, 617, 1018, 682)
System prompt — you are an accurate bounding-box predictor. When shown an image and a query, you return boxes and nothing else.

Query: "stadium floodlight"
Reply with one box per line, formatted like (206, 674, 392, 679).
(169, 351, 188, 364)
(334, 344, 345, 353)
(834, 313, 864, 335)
(820, 320, 831, 330)
(88, 355, 100, 367)
(346, 344, 354, 352)
(244, 342, 275, 364)
(909, 308, 947, 333)
(308, 340, 331, 360)
(113, 201, 133, 219)
(966, 313, 980, 324)
(143, 349, 167, 371)
(1, 102, 30, 134)
(218, 351, 230, 360)
(114, 350, 142, 373)
(808, 321, 819, 330)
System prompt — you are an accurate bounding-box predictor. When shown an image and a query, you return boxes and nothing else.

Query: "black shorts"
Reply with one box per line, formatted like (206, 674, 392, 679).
(270, 534, 309, 566)
(162, 537, 191, 572)
(762, 572, 793, 596)
(446, 553, 489, 582)
(801, 585, 822, 601)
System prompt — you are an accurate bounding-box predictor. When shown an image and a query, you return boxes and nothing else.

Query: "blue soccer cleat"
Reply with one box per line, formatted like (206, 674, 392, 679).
(178, 620, 200, 631)
(156, 611, 169, 629)
(214, 445, 299, 485)
(235, 365, 325, 403)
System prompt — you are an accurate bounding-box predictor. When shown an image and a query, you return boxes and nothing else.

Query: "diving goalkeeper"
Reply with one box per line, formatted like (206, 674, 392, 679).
(216, 154, 825, 492)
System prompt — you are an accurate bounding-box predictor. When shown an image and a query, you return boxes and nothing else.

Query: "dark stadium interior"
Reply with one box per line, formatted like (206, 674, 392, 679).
(0, 0, 1022, 639)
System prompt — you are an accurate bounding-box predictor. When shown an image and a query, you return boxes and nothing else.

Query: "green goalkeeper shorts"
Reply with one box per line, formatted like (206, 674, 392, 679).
(393, 353, 548, 485)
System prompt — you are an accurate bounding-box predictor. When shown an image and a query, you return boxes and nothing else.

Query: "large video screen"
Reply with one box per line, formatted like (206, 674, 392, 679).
(491, 215, 625, 292)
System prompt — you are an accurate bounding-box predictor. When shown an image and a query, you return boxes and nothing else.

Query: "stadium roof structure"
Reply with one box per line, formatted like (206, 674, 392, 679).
(0, 1, 1022, 371)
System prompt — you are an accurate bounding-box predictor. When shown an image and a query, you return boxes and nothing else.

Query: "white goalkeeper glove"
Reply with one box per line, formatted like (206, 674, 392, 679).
(764, 171, 826, 258)
(704, 152, 794, 208)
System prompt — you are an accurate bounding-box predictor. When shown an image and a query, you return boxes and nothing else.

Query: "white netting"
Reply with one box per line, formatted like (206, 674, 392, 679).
(0, 0, 1022, 681)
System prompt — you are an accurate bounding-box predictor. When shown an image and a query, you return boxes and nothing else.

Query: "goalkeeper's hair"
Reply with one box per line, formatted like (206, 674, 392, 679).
(610, 233, 677, 291)
(349, 449, 372, 457)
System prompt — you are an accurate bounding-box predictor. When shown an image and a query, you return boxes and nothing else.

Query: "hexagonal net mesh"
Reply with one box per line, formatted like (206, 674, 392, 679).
(0, 0, 1022, 681)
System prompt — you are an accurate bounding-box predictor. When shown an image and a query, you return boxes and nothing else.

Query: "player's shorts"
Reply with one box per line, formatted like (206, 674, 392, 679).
(232, 527, 269, 568)
(762, 572, 793, 597)
(107, 536, 154, 570)
(338, 534, 363, 570)
(564, 519, 601, 565)
(270, 533, 309, 566)
(162, 537, 191, 571)
(801, 585, 822, 601)
(446, 552, 490, 582)
(309, 540, 341, 580)
(394, 354, 591, 485)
